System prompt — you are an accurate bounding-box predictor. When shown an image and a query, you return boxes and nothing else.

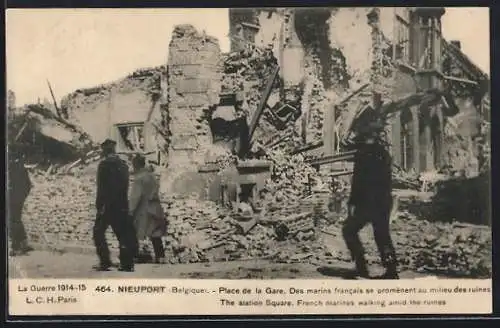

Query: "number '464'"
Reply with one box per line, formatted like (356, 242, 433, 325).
(95, 286, 112, 293)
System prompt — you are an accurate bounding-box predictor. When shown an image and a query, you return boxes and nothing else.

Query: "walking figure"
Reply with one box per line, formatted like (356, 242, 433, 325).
(93, 139, 137, 272)
(130, 154, 167, 264)
(342, 109, 399, 279)
(7, 147, 34, 256)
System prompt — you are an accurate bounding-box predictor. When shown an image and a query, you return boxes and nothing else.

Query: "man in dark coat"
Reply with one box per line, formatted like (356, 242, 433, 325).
(341, 108, 398, 279)
(7, 148, 34, 256)
(93, 139, 137, 272)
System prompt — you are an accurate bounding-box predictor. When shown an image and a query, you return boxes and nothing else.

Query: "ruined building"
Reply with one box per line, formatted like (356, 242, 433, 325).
(25, 7, 489, 192)
(228, 7, 490, 174)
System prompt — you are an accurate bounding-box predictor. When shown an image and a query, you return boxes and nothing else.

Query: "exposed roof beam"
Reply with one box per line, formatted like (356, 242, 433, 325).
(443, 75, 478, 86)
(241, 22, 260, 31)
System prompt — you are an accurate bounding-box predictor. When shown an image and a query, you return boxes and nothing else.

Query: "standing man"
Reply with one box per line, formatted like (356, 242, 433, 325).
(341, 108, 398, 279)
(94, 139, 136, 272)
(129, 154, 167, 264)
(7, 146, 34, 256)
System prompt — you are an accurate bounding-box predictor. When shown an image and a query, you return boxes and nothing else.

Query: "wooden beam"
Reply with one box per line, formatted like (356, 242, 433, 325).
(266, 134, 292, 149)
(47, 79, 62, 118)
(14, 121, 29, 142)
(290, 142, 324, 155)
(241, 22, 260, 31)
(337, 83, 370, 106)
(443, 75, 478, 86)
(329, 170, 354, 178)
(305, 150, 357, 166)
(248, 65, 280, 142)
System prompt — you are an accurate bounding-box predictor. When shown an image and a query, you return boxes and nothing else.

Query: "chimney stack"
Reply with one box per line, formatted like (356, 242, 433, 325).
(451, 40, 461, 50)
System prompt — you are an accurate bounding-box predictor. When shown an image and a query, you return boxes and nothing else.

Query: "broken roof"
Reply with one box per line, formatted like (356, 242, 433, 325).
(443, 39, 489, 82)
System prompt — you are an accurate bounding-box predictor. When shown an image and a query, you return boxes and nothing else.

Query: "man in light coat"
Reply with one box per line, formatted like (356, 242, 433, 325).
(129, 154, 167, 264)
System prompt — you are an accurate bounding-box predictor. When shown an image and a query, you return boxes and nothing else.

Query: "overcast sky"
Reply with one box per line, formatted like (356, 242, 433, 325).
(6, 7, 490, 106)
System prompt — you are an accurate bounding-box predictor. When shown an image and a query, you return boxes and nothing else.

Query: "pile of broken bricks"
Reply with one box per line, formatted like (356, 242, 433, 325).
(20, 151, 492, 277)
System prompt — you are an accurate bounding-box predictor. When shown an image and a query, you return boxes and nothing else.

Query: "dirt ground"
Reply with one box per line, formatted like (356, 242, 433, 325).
(9, 250, 437, 280)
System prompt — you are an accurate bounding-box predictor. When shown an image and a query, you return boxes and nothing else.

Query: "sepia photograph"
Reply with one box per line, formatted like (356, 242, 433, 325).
(6, 7, 491, 285)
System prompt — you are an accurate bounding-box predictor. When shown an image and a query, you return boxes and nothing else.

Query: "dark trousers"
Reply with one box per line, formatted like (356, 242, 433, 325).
(8, 198, 28, 250)
(93, 210, 137, 268)
(342, 204, 397, 269)
(150, 237, 165, 259)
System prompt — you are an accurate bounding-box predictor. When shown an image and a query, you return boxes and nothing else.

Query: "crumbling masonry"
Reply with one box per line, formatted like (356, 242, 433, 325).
(226, 7, 490, 174)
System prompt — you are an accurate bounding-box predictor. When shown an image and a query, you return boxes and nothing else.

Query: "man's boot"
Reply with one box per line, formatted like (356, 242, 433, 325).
(92, 262, 112, 271)
(118, 246, 135, 272)
(354, 257, 370, 279)
(19, 242, 34, 254)
(343, 256, 370, 279)
(379, 264, 399, 279)
(10, 241, 32, 256)
(118, 265, 134, 272)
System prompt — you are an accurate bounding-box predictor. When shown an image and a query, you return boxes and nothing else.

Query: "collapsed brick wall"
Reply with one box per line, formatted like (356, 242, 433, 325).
(163, 25, 222, 194)
(22, 171, 116, 250)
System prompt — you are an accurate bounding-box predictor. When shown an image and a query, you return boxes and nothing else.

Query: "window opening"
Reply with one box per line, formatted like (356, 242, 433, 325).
(116, 123, 145, 152)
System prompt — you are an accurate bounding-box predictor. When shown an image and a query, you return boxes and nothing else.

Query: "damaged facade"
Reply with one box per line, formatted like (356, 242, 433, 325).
(13, 7, 489, 181)
(59, 67, 166, 165)
(227, 7, 490, 174)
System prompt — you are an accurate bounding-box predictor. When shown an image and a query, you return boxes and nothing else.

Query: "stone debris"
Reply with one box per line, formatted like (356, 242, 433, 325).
(18, 152, 491, 278)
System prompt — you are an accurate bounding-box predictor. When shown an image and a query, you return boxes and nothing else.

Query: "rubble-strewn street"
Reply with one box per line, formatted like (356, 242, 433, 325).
(19, 149, 492, 278)
(8, 8, 491, 281)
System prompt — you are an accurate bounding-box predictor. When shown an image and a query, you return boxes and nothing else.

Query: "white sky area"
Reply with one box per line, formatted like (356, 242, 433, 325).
(6, 7, 490, 106)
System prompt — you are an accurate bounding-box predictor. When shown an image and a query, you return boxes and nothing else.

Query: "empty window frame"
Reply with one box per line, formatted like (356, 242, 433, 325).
(116, 123, 145, 152)
(395, 11, 411, 63)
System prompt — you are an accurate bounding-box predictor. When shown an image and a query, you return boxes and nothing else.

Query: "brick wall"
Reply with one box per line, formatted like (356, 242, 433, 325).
(164, 25, 223, 194)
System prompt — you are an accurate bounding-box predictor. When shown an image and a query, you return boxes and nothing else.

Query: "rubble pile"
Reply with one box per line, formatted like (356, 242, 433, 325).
(429, 171, 491, 226)
(317, 213, 492, 278)
(251, 149, 340, 227)
(220, 44, 283, 146)
(442, 135, 479, 176)
(221, 45, 278, 92)
(21, 167, 332, 265)
(161, 196, 330, 264)
(20, 162, 492, 277)
(392, 167, 421, 190)
(22, 171, 117, 249)
(8, 105, 96, 168)
(392, 217, 492, 277)
(259, 150, 321, 203)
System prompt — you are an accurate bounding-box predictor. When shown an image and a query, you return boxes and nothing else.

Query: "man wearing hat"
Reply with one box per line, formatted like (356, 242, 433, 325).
(93, 138, 136, 272)
(341, 107, 399, 279)
(7, 146, 34, 256)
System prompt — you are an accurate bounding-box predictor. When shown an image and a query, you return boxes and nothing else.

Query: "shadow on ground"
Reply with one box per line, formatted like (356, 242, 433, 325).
(316, 266, 356, 279)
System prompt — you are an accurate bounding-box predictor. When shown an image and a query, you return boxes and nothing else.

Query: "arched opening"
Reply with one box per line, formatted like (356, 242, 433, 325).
(400, 109, 414, 171)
